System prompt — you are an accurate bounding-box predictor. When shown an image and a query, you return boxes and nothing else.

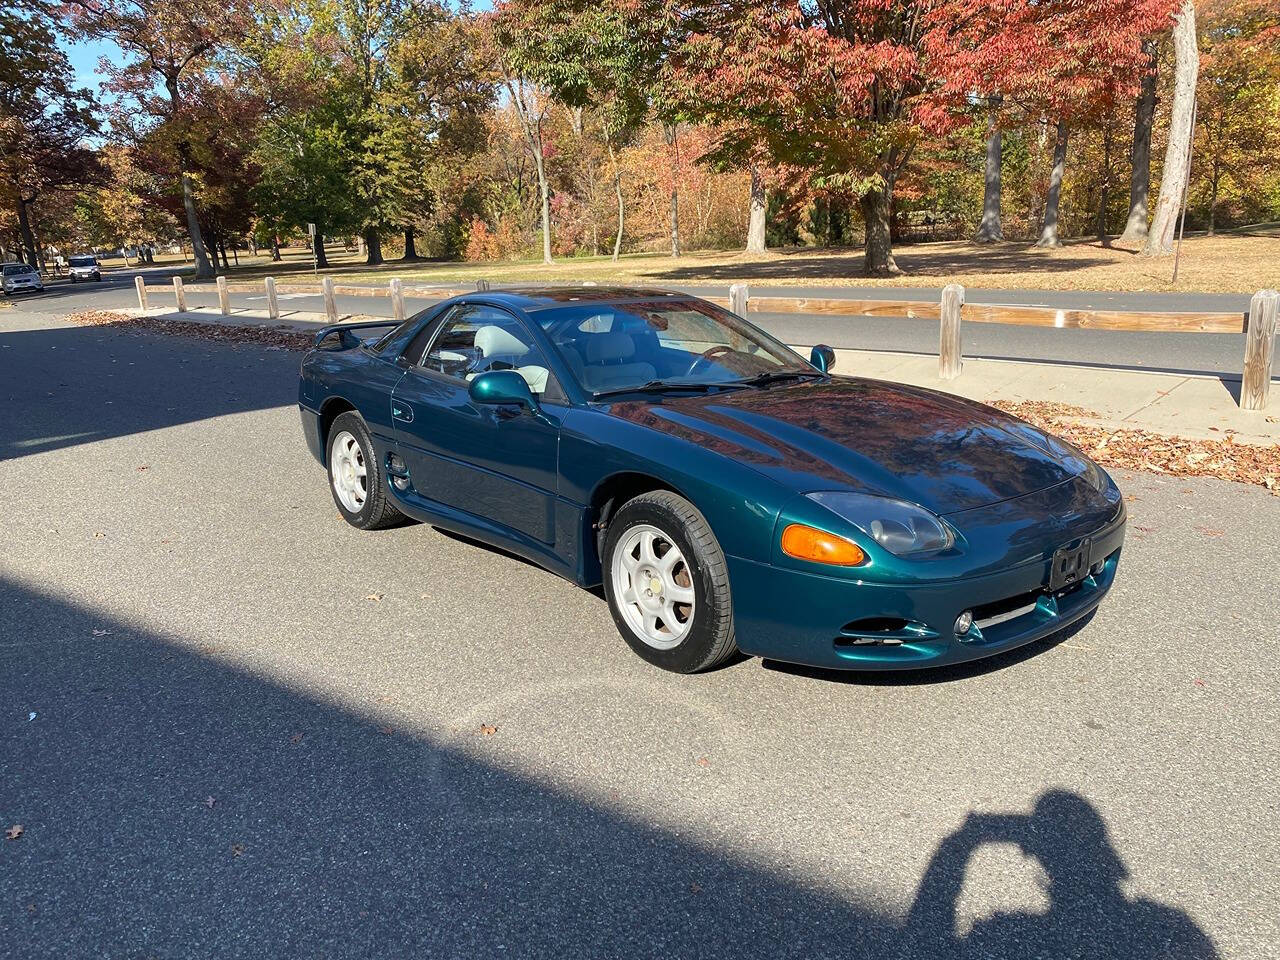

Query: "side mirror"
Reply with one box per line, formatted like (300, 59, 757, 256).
(468, 369, 539, 413)
(810, 344, 836, 374)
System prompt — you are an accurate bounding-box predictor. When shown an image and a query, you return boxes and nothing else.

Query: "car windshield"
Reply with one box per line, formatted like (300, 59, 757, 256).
(535, 299, 814, 396)
(70, 256, 96, 267)
(3, 264, 34, 276)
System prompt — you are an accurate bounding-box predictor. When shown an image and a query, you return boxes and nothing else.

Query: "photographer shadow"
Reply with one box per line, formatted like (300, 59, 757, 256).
(902, 790, 1218, 959)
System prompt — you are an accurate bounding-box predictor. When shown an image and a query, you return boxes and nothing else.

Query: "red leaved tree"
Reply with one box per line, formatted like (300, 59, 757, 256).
(673, 0, 1177, 273)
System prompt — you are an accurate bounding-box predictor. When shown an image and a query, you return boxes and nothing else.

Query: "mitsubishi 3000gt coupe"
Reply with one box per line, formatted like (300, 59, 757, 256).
(298, 287, 1125, 674)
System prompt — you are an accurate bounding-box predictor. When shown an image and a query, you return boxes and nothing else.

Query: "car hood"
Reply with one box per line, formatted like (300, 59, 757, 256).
(604, 378, 1090, 514)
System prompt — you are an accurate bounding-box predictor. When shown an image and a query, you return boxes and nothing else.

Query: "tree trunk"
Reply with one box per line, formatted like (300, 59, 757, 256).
(746, 164, 767, 253)
(607, 142, 624, 262)
(218, 237, 231, 271)
(1208, 164, 1219, 235)
(402, 226, 420, 261)
(364, 227, 383, 266)
(15, 197, 39, 267)
(860, 184, 898, 275)
(312, 226, 328, 269)
(165, 76, 214, 280)
(536, 156, 552, 263)
(250, 237, 258, 257)
(664, 123, 680, 258)
(1097, 123, 1112, 244)
(1036, 120, 1070, 248)
(1143, 0, 1199, 257)
(975, 99, 1003, 243)
(271, 236, 281, 261)
(1119, 40, 1159, 245)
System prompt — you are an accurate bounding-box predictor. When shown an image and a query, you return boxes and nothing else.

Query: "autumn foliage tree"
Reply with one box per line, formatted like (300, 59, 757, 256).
(65, 0, 251, 278)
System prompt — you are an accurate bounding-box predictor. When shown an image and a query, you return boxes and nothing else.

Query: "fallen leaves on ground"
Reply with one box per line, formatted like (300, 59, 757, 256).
(6, 825, 23, 840)
(289, 732, 304, 745)
(479, 723, 498, 736)
(993, 400, 1280, 494)
(205, 796, 217, 809)
(231, 843, 245, 857)
(64, 310, 314, 351)
(364, 593, 383, 602)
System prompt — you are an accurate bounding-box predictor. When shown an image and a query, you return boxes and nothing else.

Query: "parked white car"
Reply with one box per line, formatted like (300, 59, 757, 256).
(68, 255, 102, 282)
(2, 262, 44, 295)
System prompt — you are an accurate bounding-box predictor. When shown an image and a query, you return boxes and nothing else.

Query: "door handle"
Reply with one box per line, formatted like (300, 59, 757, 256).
(391, 400, 414, 423)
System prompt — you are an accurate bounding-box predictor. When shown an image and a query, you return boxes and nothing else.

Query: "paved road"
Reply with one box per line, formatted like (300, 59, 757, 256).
(9, 266, 1269, 380)
(1, 306, 1276, 958)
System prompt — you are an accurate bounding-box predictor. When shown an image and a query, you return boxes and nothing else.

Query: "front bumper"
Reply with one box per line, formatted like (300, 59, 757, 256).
(3, 281, 42, 293)
(728, 523, 1123, 671)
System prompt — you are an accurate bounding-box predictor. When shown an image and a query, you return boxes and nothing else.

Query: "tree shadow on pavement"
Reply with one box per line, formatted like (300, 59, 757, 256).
(654, 242, 1116, 285)
(2, 577, 1217, 958)
(0, 321, 299, 461)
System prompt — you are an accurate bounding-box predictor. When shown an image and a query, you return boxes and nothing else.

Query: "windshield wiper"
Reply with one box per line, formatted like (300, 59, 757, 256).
(731, 370, 824, 389)
(591, 380, 724, 400)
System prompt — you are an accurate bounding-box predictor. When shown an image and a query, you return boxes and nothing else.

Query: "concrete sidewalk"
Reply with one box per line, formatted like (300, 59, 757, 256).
(125, 304, 1280, 446)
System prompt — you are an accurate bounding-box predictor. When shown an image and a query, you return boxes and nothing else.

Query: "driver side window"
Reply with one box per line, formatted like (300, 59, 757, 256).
(422, 306, 563, 402)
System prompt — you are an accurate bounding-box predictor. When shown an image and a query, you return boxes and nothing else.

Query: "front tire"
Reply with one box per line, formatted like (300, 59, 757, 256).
(327, 411, 403, 530)
(602, 491, 737, 673)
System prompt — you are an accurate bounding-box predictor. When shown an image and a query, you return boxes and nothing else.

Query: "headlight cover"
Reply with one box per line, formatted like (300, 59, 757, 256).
(806, 492, 954, 557)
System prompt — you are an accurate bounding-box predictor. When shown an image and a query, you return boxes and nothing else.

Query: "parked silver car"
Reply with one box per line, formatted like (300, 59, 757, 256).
(68, 255, 102, 282)
(2, 262, 44, 295)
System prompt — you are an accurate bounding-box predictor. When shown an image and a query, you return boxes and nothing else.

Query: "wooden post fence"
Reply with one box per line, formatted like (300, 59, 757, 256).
(172, 276, 186, 311)
(1241, 289, 1278, 411)
(729, 283, 748, 318)
(134, 276, 147, 310)
(939, 283, 965, 380)
(390, 278, 405, 324)
(264, 276, 279, 321)
(216, 276, 231, 316)
(322, 276, 338, 323)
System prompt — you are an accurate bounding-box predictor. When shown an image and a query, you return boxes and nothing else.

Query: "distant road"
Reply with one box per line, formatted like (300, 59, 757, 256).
(6, 266, 1270, 381)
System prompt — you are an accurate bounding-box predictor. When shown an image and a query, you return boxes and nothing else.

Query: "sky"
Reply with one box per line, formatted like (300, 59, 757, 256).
(62, 35, 121, 94)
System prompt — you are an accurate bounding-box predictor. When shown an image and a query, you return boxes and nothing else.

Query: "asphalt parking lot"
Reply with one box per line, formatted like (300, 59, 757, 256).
(2, 307, 1277, 958)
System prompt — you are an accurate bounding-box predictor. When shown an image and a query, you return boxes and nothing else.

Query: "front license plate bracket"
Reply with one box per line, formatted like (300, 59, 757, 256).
(1049, 537, 1092, 592)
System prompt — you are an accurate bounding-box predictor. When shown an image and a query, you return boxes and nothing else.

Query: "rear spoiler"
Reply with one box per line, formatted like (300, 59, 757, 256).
(313, 319, 400, 350)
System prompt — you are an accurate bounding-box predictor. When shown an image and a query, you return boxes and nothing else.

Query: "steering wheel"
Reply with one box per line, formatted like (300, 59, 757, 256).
(685, 344, 736, 377)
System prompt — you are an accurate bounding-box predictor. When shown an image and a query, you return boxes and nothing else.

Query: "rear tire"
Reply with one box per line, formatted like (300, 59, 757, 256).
(327, 411, 404, 530)
(602, 491, 737, 673)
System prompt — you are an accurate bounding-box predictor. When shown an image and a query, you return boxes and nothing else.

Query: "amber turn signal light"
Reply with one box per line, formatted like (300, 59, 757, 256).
(781, 524, 867, 566)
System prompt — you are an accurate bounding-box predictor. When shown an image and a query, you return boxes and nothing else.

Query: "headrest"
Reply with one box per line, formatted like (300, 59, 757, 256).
(585, 332, 636, 363)
(474, 325, 530, 358)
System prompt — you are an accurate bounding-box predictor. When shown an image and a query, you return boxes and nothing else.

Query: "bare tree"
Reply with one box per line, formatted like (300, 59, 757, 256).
(746, 163, 766, 254)
(1036, 120, 1069, 247)
(1118, 40, 1158, 244)
(1143, 0, 1199, 257)
(975, 96, 1003, 243)
(502, 69, 553, 264)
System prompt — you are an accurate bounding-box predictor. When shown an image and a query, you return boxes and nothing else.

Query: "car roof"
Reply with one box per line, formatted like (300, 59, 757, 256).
(471, 286, 693, 312)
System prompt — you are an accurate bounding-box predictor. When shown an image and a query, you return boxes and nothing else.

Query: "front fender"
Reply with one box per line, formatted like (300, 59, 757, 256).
(558, 407, 796, 565)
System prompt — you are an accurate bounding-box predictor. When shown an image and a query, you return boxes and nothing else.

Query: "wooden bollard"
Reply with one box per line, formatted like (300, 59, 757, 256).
(216, 276, 230, 315)
(172, 276, 186, 311)
(729, 283, 748, 318)
(476, 279, 490, 292)
(134, 275, 148, 310)
(1241, 289, 1278, 411)
(322, 276, 337, 323)
(390, 278, 405, 324)
(939, 283, 965, 380)
(265, 276, 279, 321)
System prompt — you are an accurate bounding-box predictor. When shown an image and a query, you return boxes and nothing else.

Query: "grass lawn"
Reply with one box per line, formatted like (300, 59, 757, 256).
(161, 227, 1280, 294)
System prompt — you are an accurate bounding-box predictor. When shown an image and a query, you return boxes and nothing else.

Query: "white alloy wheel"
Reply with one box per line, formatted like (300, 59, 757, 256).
(329, 430, 368, 513)
(610, 523, 697, 649)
